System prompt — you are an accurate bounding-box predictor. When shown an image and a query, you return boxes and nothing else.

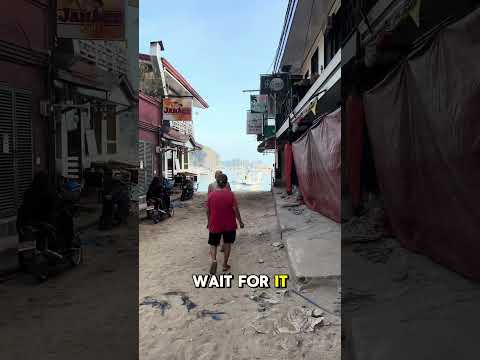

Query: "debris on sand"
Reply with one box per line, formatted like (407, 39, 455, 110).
(342, 207, 389, 243)
(162, 291, 197, 312)
(275, 307, 325, 334)
(196, 309, 226, 321)
(163, 290, 186, 296)
(248, 290, 281, 312)
(272, 242, 285, 249)
(181, 295, 197, 312)
(140, 297, 171, 315)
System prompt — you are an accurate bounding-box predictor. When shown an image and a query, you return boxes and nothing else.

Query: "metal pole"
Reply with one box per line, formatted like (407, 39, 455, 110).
(48, 0, 57, 186)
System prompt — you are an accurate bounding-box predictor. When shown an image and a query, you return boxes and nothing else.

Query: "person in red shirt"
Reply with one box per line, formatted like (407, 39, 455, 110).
(206, 174, 244, 274)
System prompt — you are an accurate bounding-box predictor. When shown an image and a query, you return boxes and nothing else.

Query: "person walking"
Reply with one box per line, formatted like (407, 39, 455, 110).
(208, 170, 231, 193)
(207, 170, 231, 252)
(206, 174, 244, 274)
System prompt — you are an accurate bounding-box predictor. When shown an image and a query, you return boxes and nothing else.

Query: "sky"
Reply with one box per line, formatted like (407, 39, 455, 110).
(139, 0, 289, 164)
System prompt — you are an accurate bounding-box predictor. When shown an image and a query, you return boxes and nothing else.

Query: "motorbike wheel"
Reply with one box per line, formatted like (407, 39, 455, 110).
(69, 247, 82, 267)
(69, 235, 83, 267)
(34, 254, 49, 282)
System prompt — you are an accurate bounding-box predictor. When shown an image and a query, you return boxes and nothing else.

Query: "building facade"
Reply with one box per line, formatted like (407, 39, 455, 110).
(0, 0, 51, 224)
(256, 0, 342, 220)
(138, 48, 207, 195)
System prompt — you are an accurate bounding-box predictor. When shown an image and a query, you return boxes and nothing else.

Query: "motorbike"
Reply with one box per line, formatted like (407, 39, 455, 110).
(174, 173, 197, 201)
(146, 187, 174, 224)
(17, 193, 83, 282)
(180, 178, 194, 201)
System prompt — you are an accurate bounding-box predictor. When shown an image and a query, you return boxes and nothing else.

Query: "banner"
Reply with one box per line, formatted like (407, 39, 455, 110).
(250, 95, 268, 113)
(57, 0, 125, 40)
(163, 97, 193, 121)
(246, 112, 263, 135)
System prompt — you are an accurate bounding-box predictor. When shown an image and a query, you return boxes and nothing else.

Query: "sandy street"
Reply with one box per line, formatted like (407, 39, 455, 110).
(140, 192, 340, 360)
(0, 223, 139, 360)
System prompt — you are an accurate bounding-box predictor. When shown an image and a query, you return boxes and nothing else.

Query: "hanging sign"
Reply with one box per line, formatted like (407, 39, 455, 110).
(57, 0, 125, 40)
(250, 95, 268, 113)
(163, 97, 193, 121)
(260, 74, 289, 95)
(247, 112, 264, 135)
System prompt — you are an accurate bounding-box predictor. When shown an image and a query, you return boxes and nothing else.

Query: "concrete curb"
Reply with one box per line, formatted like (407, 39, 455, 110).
(271, 187, 283, 241)
(272, 188, 341, 281)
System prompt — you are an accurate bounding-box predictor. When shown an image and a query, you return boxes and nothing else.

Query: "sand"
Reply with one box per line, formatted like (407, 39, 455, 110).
(140, 192, 340, 360)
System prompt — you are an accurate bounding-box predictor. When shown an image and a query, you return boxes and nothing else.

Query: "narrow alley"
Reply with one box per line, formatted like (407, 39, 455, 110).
(139, 192, 340, 360)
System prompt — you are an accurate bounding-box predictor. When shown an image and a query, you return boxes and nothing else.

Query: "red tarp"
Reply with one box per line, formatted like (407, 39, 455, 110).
(346, 94, 366, 210)
(292, 108, 341, 222)
(363, 9, 480, 280)
(283, 143, 293, 194)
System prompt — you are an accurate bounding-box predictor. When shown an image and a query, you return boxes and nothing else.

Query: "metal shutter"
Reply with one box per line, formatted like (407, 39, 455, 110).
(135, 140, 146, 197)
(13, 90, 33, 207)
(0, 87, 15, 217)
(0, 87, 33, 217)
(144, 141, 154, 192)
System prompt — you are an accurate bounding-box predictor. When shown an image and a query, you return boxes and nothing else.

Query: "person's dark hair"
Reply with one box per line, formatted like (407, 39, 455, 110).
(216, 174, 228, 188)
(151, 176, 160, 186)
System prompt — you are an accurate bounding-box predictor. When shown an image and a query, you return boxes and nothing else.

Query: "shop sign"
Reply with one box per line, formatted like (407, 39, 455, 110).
(260, 74, 289, 95)
(57, 0, 125, 40)
(263, 125, 276, 138)
(247, 112, 263, 135)
(250, 95, 268, 113)
(163, 97, 193, 121)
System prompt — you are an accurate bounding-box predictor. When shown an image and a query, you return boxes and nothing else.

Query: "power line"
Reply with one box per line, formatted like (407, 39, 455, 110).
(272, 0, 295, 73)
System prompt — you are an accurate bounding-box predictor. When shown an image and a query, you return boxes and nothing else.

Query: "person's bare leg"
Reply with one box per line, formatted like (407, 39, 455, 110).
(209, 245, 217, 262)
(220, 239, 225, 252)
(209, 245, 217, 274)
(223, 243, 231, 271)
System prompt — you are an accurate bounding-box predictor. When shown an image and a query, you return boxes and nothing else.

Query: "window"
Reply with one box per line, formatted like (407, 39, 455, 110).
(178, 149, 183, 169)
(310, 48, 319, 76)
(93, 108, 102, 154)
(106, 106, 117, 154)
(324, 12, 340, 67)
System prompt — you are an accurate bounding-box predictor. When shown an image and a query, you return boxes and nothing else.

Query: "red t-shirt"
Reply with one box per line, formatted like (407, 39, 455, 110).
(207, 190, 238, 233)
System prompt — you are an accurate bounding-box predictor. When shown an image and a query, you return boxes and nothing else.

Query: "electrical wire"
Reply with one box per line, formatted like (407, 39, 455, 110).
(272, 0, 296, 73)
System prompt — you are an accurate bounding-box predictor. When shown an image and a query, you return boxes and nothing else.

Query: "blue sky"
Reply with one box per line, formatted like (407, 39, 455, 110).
(139, 0, 288, 164)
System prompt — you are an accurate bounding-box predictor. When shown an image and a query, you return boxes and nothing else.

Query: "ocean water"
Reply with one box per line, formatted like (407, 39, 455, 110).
(197, 170, 272, 193)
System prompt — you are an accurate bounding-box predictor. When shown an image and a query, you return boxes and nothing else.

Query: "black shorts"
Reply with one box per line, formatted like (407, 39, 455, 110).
(208, 231, 236, 246)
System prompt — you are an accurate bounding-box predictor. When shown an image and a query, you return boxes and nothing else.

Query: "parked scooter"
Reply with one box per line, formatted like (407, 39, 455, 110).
(146, 185, 174, 224)
(17, 193, 82, 282)
(146, 195, 174, 223)
(180, 179, 194, 201)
